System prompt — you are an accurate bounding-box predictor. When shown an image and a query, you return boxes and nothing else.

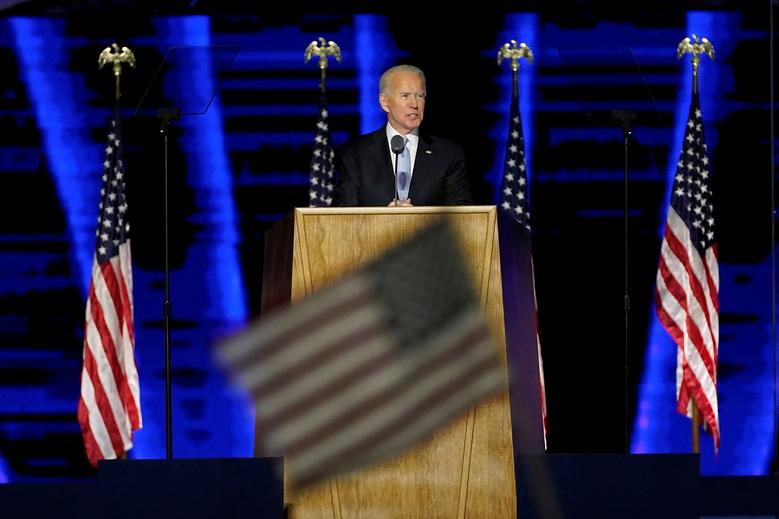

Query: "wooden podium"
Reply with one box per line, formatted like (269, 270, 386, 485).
(261, 206, 527, 519)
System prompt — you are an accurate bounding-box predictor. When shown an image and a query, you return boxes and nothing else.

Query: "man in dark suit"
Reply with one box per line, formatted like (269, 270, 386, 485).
(333, 64, 473, 207)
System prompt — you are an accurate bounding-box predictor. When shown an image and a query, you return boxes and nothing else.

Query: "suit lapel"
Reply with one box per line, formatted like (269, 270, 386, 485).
(409, 132, 433, 200)
(370, 129, 396, 200)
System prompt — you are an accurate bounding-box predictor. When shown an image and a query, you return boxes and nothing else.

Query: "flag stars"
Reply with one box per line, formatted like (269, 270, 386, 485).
(309, 96, 336, 207)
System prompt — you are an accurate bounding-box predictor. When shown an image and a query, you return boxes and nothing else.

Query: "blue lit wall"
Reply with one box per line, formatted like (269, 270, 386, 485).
(632, 11, 774, 475)
(10, 17, 102, 296)
(489, 13, 539, 202)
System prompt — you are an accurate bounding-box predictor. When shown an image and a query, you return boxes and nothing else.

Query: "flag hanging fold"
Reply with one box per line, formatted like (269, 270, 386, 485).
(655, 92, 719, 449)
(220, 221, 506, 487)
(309, 92, 335, 207)
(78, 100, 142, 466)
(499, 85, 548, 446)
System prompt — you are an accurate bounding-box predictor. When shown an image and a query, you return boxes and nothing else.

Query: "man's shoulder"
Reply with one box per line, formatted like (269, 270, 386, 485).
(420, 132, 463, 153)
(342, 128, 384, 153)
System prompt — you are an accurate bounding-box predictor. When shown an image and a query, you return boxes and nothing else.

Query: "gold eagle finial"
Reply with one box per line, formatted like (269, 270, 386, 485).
(677, 34, 715, 62)
(497, 40, 533, 73)
(304, 37, 341, 71)
(98, 43, 135, 99)
(677, 35, 715, 93)
(98, 43, 136, 77)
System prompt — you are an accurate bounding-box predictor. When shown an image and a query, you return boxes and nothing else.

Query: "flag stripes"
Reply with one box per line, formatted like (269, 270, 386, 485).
(78, 103, 141, 466)
(655, 93, 719, 448)
(221, 222, 505, 486)
(499, 83, 548, 446)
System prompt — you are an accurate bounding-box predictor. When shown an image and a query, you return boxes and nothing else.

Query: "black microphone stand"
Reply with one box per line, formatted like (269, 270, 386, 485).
(391, 136, 404, 207)
(157, 107, 180, 460)
(392, 153, 400, 207)
(611, 108, 635, 455)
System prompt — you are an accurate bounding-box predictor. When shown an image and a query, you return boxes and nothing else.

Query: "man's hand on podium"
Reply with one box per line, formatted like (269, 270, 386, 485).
(388, 198, 413, 207)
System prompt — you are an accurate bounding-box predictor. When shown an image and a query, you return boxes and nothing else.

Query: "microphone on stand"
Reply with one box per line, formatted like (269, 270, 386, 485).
(390, 134, 404, 207)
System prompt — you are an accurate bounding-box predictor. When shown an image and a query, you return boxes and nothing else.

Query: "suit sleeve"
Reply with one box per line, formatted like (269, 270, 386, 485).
(445, 144, 474, 205)
(333, 145, 359, 207)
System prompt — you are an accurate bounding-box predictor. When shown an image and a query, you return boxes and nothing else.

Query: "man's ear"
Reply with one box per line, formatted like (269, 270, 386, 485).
(379, 93, 389, 113)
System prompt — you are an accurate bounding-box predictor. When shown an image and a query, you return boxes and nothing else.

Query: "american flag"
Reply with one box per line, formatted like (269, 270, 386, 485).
(499, 85, 548, 445)
(77, 100, 142, 466)
(309, 92, 335, 207)
(220, 222, 506, 487)
(655, 92, 719, 449)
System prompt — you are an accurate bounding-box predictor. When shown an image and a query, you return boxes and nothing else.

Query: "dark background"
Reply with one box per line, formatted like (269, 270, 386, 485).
(0, 1, 774, 481)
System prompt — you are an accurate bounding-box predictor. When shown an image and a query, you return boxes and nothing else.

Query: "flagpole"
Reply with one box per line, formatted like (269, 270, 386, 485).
(304, 37, 341, 94)
(677, 34, 715, 454)
(305, 37, 341, 208)
(92, 44, 139, 465)
(497, 40, 548, 448)
(99, 43, 135, 102)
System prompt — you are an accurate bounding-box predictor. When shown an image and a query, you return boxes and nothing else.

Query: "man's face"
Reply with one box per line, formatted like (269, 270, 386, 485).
(380, 71, 426, 134)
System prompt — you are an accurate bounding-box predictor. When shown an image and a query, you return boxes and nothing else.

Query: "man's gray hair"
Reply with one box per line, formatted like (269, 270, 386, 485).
(379, 64, 426, 95)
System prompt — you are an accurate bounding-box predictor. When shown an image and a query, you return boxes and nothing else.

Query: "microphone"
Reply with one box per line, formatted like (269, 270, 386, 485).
(391, 134, 405, 154)
(390, 135, 405, 206)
